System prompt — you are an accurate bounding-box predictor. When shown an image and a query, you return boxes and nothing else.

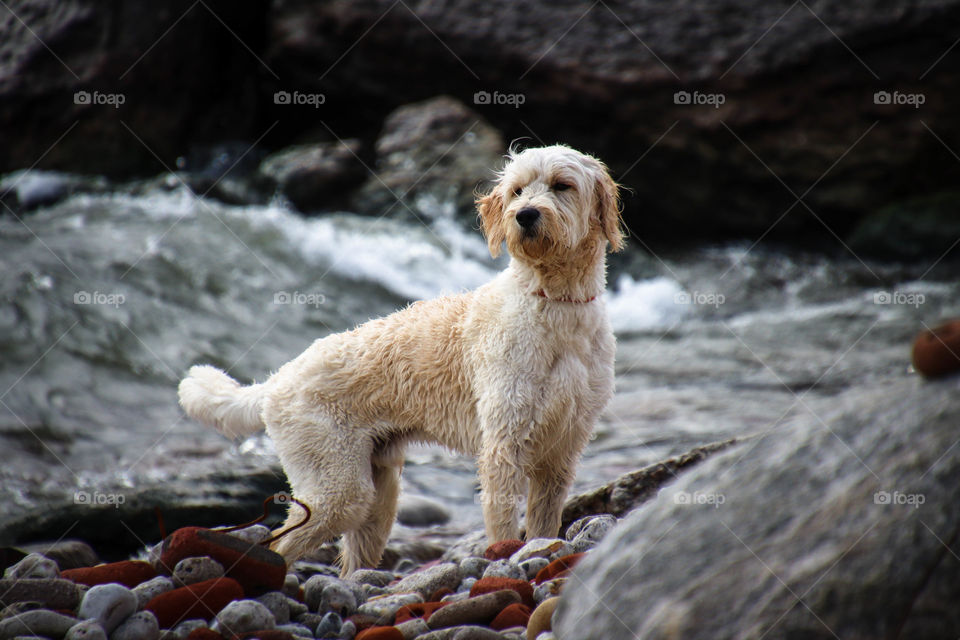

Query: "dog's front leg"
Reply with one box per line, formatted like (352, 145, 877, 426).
(477, 443, 526, 542)
(525, 466, 574, 539)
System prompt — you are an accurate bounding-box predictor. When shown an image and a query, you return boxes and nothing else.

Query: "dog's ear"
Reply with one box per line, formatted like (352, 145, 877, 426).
(477, 188, 506, 258)
(595, 168, 624, 252)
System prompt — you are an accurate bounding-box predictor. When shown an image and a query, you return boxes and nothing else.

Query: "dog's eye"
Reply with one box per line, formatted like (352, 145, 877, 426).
(552, 182, 572, 192)
(512, 186, 523, 197)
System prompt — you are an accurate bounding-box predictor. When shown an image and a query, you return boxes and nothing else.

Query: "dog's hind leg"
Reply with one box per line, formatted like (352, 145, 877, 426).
(340, 461, 401, 576)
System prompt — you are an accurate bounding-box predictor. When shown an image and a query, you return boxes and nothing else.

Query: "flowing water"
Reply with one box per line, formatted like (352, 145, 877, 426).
(1, 181, 956, 550)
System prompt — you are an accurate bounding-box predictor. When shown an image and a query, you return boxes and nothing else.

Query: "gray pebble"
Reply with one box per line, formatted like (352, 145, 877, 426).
(288, 597, 308, 619)
(455, 577, 476, 594)
(361, 584, 389, 599)
(78, 583, 137, 633)
(282, 573, 301, 599)
(508, 538, 572, 564)
(356, 592, 422, 625)
(310, 611, 341, 637)
(452, 625, 505, 640)
(482, 560, 525, 581)
(347, 569, 396, 588)
(173, 556, 224, 586)
(337, 619, 356, 639)
(0, 578, 83, 611)
(533, 578, 566, 605)
(133, 576, 174, 609)
(276, 622, 314, 638)
(0, 610, 78, 638)
(519, 557, 549, 580)
(3, 553, 60, 579)
(457, 557, 489, 580)
(65, 620, 107, 640)
(440, 591, 470, 603)
(319, 582, 358, 617)
(388, 563, 461, 600)
(568, 514, 617, 552)
(394, 616, 430, 639)
(171, 619, 208, 638)
(396, 494, 451, 527)
(110, 611, 159, 640)
(536, 633, 557, 640)
(393, 558, 417, 574)
(304, 575, 364, 614)
(221, 524, 271, 545)
(255, 591, 290, 625)
(212, 599, 275, 636)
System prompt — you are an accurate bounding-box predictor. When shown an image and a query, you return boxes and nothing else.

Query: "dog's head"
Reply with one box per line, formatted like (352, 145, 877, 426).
(477, 145, 624, 261)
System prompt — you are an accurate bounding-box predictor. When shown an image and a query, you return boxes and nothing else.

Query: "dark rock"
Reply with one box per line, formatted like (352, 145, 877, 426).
(395, 495, 451, 528)
(257, 140, 367, 212)
(0, 578, 84, 610)
(848, 192, 960, 260)
(377, 540, 446, 574)
(17, 540, 99, 571)
(0, 609, 78, 638)
(555, 378, 960, 639)
(560, 439, 737, 531)
(349, 96, 505, 219)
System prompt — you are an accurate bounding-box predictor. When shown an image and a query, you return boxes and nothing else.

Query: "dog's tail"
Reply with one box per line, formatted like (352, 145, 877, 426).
(178, 365, 266, 438)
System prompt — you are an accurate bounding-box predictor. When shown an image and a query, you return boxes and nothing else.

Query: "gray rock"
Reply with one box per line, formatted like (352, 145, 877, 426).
(518, 557, 549, 581)
(451, 626, 505, 640)
(172, 556, 224, 586)
(396, 495, 452, 527)
(394, 617, 430, 640)
(456, 577, 476, 594)
(211, 599, 275, 636)
(276, 622, 313, 638)
(565, 515, 617, 553)
(309, 611, 341, 638)
(78, 584, 137, 634)
(3, 553, 59, 579)
(440, 591, 470, 604)
(336, 619, 356, 639)
(257, 140, 366, 212)
(349, 96, 505, 219)
(0, 578, 84, 611)
(387, 563, 461, 600)
(346, 569, 396, 588)
(132, 576, 174, 610)
(255, 592, 290, 625)
(481, 560, 524, 582)
(440, 531, 488, 564)
(427, 589, 520, 629)
(17, 541, 99, 571)
(457, 557, 489, 580)
(533, 578, 565, 606)
(508, 539, 571, 565)
(356, 592, 422, 625)
(170, 619, 207, 639)
(282, 573, 301, 599)
(66, 619, 108, 640)
(109, 611, 158, 640)
(287, 598, 308, 619)
(318, 582, 358, 617)
(303, 575, 364, 614)
(0, 610, 78, 638)
(556, 378, 960, 639)
(218, 524, 272, 545)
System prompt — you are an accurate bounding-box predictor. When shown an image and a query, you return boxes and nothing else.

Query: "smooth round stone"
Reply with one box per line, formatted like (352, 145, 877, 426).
(337, 619, 356, 639)
(347, 569, 396, 588)
(304, 576, 363, 614)
(357, 592, 423, 625)
(427, 589, 520, 630)
(212, 599, 275, 635)
(288, 598, 308, 619)
(566, 515, 617, 552)
(65, 620, 107, 640)
(0, 610, 79, 638)
(508, 539, 572, 565)
(526, 597, 560, 640)
(221, 524, 272, 545)
(518, 557, 549, 580)
(912, 320, 960, 378)
(457, 577, 477, 594)
(78, 583, 137, 633)
(173, 556, 224, 586)
(481, 560, 525, 581)
(4, 553, 60, 579)
(255, 592, 291, 625)
(387, 563, 460, 600)
(311, 611, 342, 638)
(171, 618, 208, 637)
(396, 495, 451, 527)
(111, 611, 159, 640)
(283, 573, 301, 599)
(320, 582, 358, 617)
(276, 622, 314, 638)
(533, 578, 566, 605)
(394, 617, 430, 639)
(133, 576, 175, 610)
(457, 557, 489, 580)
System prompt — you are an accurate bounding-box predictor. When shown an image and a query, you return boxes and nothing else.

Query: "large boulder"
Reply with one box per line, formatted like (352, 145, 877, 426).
(267, 0, 960, 251)
(555, 376, 960, 639)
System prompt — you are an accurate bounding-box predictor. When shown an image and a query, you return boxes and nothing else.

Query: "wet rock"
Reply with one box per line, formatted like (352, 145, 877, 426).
(65, 619, 108, 640)
(426, 589, 519, 629)
(78, 583, 137, 633)
(0, 578, 84, 610)
(395, 495, 451, 527)
(257, 140, 366, 212)
(63, 560, 157, 588)
(526, 597, 559, 640)
(469, 578, 533, 608)
(555, 378, 960, 639)
(132, 576, 175, 610)
(387, 564, 460, 600)
(111, 611, 159, 640)
(173, 557, 225, 587)
(0, 609, 78, 638)
(212, 599, 275, 636)
(145, 577, 243, 629)
(349, 97, 505, 219)
(3, 553, 59, 579)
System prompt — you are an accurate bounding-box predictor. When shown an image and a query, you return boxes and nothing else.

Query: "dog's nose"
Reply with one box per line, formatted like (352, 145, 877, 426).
(515, 207, 540, 229)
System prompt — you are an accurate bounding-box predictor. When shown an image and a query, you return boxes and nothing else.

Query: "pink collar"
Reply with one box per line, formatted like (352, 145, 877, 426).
(533, 289, 597, 304)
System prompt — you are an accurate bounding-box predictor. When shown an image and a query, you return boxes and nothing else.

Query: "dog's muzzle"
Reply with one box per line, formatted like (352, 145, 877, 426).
(515, 207, 540, 235)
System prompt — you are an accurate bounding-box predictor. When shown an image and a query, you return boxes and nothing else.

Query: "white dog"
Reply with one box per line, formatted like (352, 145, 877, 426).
(178, 144, 623, 575)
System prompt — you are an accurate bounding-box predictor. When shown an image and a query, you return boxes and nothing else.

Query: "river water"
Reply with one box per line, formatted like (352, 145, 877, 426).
(1, 183, 956, 549)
